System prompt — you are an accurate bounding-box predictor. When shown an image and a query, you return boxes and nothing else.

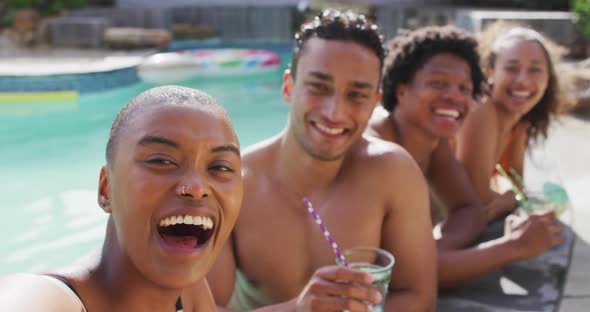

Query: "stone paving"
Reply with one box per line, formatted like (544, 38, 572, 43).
(547, 114, 590, 312)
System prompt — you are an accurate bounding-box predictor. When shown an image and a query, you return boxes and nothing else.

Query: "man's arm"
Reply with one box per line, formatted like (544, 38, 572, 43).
(438, 211, 564, 289)
(381, 152, 437, 312)
(428, 140, 486, 250)
(484, 190, 518, 222)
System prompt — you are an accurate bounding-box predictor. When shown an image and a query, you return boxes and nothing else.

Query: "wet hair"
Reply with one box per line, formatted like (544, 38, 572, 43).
(478, 21, 572, 141)
(290, 9, 386, 83)
(381, 25, 484, 112)
(105, 85, 227, 164)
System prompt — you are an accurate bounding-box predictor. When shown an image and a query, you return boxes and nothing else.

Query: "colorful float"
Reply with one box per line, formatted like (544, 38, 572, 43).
(138, 48, 281, 84)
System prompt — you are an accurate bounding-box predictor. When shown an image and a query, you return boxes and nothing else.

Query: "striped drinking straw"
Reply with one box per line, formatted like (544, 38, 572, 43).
(495, 164, 530, 212)
(303, 197, 348, 267)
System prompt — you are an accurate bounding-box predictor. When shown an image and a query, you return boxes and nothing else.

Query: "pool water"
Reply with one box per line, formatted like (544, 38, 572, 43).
(0, 61, 289, 275)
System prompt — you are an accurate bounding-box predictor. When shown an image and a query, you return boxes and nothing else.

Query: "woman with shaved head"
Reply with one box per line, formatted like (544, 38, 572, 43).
(0, 86, 243, 312)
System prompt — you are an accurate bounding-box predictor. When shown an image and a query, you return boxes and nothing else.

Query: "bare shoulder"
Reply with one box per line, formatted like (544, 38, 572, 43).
(457, 100, 500, 150)
(356, 135, 419, 173)
(465, 100, 499, 131)
(365, 105, 391, 139)
(351, 136, 428, 210)
(0, 274, 82, 311)
(238, 135, 282, 214)
(241, 135, 280, 178)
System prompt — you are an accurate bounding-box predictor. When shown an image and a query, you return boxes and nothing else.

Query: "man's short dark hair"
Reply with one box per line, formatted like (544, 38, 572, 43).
(290, 9, 386, 83)
(381, 25, 484, 112)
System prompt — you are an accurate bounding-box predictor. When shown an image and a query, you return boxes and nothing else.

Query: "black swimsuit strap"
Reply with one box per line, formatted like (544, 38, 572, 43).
(176, 297, 183, 311)
(46, 274, 183, 311)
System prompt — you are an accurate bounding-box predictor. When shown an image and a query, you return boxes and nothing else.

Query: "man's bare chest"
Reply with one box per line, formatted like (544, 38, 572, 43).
(233, 193, 385, 295)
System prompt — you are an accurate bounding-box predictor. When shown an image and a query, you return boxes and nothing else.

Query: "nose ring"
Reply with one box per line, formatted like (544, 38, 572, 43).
(181, 185, 187, 196)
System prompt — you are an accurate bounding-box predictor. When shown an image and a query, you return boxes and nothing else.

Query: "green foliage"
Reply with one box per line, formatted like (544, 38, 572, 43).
(4, 0, 88, 16)
(575, 0, 590, 38)
(1, 10, 14, 28)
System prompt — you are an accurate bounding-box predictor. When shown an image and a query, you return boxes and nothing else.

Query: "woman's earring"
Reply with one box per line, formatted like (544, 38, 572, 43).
(484, 79, 494, 95)
(98, 195, 109, 208)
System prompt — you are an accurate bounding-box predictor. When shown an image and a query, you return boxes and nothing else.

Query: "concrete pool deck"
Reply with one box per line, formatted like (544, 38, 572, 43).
(0, 35, 150, 76)
(544, 113, 590, 312)
(0, 37, 151, 92)
(0, 42, 588, 311)
(0, 49, 146, 76)
(0, 55, 143, 76)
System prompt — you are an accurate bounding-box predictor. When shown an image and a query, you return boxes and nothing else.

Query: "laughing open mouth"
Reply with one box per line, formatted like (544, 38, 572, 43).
(157, 215, 215, 249)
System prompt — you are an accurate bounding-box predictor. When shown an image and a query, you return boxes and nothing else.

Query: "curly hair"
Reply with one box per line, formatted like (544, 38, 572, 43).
(290, 9, 386, 83)
(478, 21, 573, 142)
(381, 25, 485, 112)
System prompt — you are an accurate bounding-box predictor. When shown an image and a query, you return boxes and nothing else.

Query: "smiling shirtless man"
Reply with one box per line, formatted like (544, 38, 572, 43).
(198, 9, 437, 312)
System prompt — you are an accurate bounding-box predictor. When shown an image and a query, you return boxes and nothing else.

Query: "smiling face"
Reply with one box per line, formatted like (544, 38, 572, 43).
(283, 37, 382, 161)
(488, 39, 549, 117)
(99, 104, 242, 289)
(395, 53, 474, 139)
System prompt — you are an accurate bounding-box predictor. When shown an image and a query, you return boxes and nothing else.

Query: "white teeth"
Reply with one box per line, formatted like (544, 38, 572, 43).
(315, 122, 345, 135)
(512, 91, 531, 98)
(434, 108, 460, 119)
(159, 215, 213, 230)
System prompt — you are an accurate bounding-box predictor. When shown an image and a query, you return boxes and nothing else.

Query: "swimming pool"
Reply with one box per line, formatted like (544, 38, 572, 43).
(0, 59, 289, 275)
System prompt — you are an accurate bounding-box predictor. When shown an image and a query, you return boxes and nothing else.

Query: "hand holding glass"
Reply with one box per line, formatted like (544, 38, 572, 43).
(336, 247, 395, 312)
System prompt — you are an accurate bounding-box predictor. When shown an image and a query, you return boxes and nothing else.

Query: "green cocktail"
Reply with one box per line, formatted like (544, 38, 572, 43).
(518, 183, 570, 216)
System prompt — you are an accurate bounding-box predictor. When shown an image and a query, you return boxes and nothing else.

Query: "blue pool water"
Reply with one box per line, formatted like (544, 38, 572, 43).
(0, 60, 289, 275)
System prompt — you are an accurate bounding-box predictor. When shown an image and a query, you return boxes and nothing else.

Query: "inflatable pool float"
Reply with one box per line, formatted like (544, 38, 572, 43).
(138, 49, 281, 84)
